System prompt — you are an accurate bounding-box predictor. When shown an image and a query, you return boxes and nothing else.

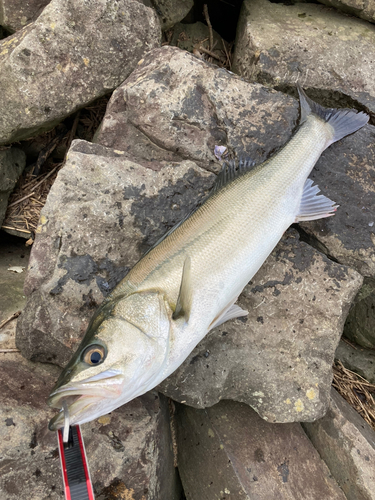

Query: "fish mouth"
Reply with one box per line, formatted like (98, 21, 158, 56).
(48, 371, 124, 430)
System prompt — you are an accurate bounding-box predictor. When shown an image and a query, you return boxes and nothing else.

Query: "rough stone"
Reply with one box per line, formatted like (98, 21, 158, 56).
(16, 139, 214, 366)
(158, 229, 362, 423)
(303, 388, 375, 500)
(0, 0, 49, 33)
(0, 147, 26, 227)
(0, 352, 181, 500)
(317, 0, 375, 25)
(233, 0, 375, 116)
(344, 278, 375, 348)
(0, 0, 161, 145)
(141, 0, 193, 31)
(96, 46, 300, 173)
(175, 400, 346, 500)
(335, 339, 375, 384)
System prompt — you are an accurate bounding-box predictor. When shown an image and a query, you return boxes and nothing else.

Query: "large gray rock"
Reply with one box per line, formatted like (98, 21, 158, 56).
(335, 339, 375, 384)
(344, 278, 375, 348)
(142, 0, 193, 30)
(0, 0, 49, 33)
(317, 0, 375, 24)
(16, 140, 214, 366)
(0, 352, 181, 500)
(96, 46, 299, 173)
(158, 229, 362, 423)
(233, 0, 375, 115)
(0, 0, 161, 145)
(303, 388, 375, 500)
(175, 400, 346, 500)
(0, 147, 26, 227)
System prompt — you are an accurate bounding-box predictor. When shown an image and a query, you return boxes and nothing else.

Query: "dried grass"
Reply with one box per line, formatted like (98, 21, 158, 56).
(1, 95, 110, 238)
(333, 360, 375, 430)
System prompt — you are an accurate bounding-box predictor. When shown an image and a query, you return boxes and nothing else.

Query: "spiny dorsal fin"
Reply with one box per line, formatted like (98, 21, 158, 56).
(211, 157, 256, 195)
(173, 256, 192, 321)
(295, 178, 338, 222)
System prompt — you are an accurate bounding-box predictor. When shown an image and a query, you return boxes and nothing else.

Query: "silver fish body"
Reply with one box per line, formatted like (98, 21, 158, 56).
(48, 87, 368, 430)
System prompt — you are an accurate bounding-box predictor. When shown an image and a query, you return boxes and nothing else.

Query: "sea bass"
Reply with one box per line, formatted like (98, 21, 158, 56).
(48, 86, 368, 431)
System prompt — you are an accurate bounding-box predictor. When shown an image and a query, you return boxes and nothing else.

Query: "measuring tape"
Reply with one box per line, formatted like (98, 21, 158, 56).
(57, 425, 95, 500)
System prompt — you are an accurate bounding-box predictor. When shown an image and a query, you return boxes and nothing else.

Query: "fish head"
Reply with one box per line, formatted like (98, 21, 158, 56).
(48, 290, 172, 430)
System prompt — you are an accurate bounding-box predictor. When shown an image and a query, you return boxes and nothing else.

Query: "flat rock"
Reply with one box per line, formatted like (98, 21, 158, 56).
(0, 352, 180, 500)
(158, 229, 362, 422)
(335, 339, 375, 384)
(233, 0, 375, 115)
(95, 46, 299, 173)
(303, 388, 375, 500)
(175, 400, 346, 500)
(344, 278, 375, 348)
(16, 139, 214, 366)
(0, 0, 49, 33)
(0, 0, 160, 145)
(317, 0, 375, 24)
(0, 147, 26, 227)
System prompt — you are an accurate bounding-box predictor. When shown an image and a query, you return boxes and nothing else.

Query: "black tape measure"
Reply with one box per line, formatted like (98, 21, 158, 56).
(57, 425, 95, 500)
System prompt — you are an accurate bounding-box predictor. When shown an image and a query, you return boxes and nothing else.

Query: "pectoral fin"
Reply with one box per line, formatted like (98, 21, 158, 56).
(209, 301, 248, 331)
(295, 178, 338, 222)
(173, 256, 192, 321)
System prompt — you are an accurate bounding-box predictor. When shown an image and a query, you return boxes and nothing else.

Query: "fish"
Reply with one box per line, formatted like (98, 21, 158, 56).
(48, 86, 368, 431)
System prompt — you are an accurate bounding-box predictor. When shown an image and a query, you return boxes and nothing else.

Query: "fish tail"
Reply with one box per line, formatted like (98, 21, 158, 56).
(297, 84, 369, 146)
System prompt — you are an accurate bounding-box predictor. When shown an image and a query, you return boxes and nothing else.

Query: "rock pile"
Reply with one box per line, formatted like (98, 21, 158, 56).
(1, 0, 375, 498)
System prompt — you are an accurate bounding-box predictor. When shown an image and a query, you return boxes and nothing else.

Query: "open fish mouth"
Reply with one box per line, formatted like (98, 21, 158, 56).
(48, 371, 124, 430)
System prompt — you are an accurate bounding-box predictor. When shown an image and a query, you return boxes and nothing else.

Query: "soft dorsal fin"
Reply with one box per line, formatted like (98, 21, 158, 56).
(211, 157, 256, 195)
(173, 256, 192, 321)
(295, 178, 338, 222)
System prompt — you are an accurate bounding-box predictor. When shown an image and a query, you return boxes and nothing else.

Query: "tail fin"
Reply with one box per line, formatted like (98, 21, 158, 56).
(297, 84, 369, 146)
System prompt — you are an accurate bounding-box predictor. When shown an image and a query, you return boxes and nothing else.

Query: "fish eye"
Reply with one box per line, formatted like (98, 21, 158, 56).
(82, 344, 106, 366)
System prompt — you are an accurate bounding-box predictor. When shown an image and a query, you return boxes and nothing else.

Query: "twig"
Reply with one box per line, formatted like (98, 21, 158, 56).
(66, 110, 81, 155)
(0, 311, 21, 330)
(198, 46, 225, 62)
(0, 348, 20, 353)
(0, 226, 31, 234)
(342, 337, 358, 350)
(7, 192, 35, 208)
(203, 4, 213, 51)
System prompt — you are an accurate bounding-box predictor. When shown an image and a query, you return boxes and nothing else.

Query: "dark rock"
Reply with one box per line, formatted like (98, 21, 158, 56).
(0, 353, 181, 500)
(0, 0, 161, 145)
(16, 140, 214, 365)
(344, 278, 375, 348)
(143, 0, 194, 30)
(96, 46, 299, 173)
(175, 400, 346, 499)
(0, 147, 26, 227)
(335, 339, 375, 384)
(158, 229, 362, 423)
(303, 388, 375, 500)
(0, 0, 49, 33)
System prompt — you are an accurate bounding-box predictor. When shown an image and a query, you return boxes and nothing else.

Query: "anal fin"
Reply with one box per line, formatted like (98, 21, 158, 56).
(209, 302, 248, 331)
(295, 178, 338, 222)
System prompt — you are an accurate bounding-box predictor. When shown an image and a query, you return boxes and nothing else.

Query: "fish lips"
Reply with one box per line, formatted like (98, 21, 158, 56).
(47, 372, 124, 430)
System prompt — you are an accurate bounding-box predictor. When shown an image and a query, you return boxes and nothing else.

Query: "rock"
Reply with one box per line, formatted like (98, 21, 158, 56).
(175, 400, 346, 500)
(95, 46, 299, 173)
(344, 278, 375, 348)
(158, 229, 362, 422)
(142, 0, 193, 31)
(0, 147, 26, 227)
(0, 0, 49, 33)
(298, 123, 375, 279)
(16, 139, 215, 366)
(303, 388, 375, 500)
(233, 0, 375, 115)
(335, 339, 375, 384)
(0, 352, 181, 500)
(317, 0, 375, 25)
(0, 0, 161, 145)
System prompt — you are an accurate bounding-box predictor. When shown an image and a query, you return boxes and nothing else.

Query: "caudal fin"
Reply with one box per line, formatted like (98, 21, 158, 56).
(297, 84, 369, 146)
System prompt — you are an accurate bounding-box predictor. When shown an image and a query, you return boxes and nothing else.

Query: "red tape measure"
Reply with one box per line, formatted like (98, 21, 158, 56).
(57, 425, 95, 500)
